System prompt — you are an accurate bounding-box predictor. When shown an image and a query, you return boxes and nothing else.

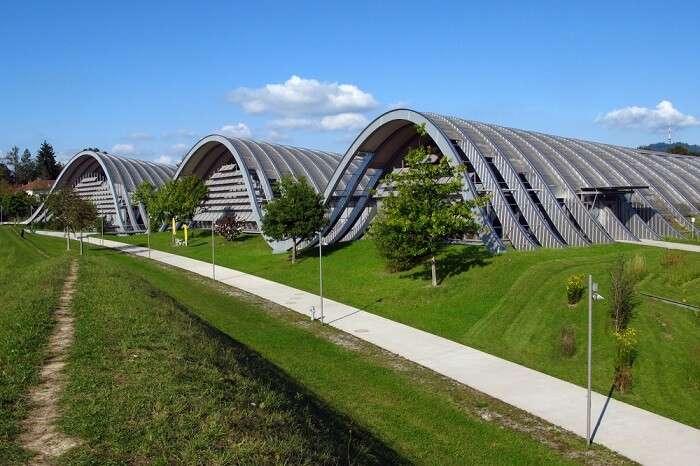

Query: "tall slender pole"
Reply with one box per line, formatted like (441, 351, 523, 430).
(319, 231, 324, 322)
(147, 217, 151, 259)
(101, 217, 104, 246)
(211, 220, 215, 279)
(587, 274, 593, 446)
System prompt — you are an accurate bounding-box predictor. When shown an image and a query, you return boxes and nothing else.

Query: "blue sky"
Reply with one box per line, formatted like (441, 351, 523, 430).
(2, 0, 699, 165)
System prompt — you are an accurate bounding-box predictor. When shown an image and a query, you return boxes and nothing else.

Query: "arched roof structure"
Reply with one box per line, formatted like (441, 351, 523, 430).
(322, 109, 700, 252)
(174, 135, 367, 249)
(27, 150, 175, 232)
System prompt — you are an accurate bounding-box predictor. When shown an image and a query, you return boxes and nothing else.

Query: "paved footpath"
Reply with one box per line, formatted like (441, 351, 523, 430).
(619, 239, 700, 254)
(37, 231, 699, 465)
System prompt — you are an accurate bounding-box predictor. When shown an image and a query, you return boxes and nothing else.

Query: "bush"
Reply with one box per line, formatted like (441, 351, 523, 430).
(661, 250, 683, 268)
(629, 254, 646, 281)
(613, 327, 638, 392)
(565, 275, 585, 305)
(609, 256, 638, 331)
(214, 215, 243, 241)
(559, 325, 577, 357)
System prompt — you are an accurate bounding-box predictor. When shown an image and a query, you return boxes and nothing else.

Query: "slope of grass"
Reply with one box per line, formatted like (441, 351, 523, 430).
(0, 227, 70, 462)
(108, 230, 700, 427)
(59, 247, 629, 465)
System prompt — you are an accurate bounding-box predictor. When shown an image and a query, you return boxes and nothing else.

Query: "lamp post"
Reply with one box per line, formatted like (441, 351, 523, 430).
(587, 275, 604, 446)
(147, 215, 151, 259)
(692, 217, 696, 240)
(211, 218, 216, 279)
(318, 231, 325, 322)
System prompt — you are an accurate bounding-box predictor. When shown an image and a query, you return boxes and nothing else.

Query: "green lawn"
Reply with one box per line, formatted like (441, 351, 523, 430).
(107, 230, 700, 428)
(2, 228, 632, 464)
(0, 227, 70, 463)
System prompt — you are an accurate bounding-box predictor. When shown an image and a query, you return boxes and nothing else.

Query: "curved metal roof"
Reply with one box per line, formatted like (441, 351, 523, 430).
(27, 150, 175, 232)
(323, 109, 700, 252)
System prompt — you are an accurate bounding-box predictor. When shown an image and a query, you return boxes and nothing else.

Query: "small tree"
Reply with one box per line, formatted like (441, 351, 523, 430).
(369, 124, 486, 286)
(609, 255, 638, 332)
(44, 188, 98, 254)
(137, 177, 207, 228)
(261, 175, 326, 263)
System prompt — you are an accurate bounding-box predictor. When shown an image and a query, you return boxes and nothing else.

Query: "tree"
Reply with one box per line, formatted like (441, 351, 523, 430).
(44, 188, 97, 254)
(667, 145, 690, 155)
(136, 177, 207, 227)
(261, 175, 326, 264)
(16, 149, 36, 185)
(2, 146, 20, 183)
(132, 181, 156, 228)
(0, 163, 12, 184)
(368, 124, 486, 286)
(35, 141, 62, 179)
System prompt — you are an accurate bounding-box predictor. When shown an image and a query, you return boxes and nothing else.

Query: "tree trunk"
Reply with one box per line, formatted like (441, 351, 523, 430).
(79, 231, 83, 256)
(66, 228, 70, 251)
(291, 240, 297, 264)
(431, 256, 437, 287)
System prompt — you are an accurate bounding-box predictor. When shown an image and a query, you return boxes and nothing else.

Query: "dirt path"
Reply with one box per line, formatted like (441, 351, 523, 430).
(20, 259, 81, 465)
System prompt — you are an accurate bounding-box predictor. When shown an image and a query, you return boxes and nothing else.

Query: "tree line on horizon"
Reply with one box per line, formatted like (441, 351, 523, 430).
(0, 141, 63, 186)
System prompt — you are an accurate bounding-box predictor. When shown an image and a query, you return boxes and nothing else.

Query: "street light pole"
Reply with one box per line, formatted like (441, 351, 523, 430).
(587, 274, 594, 446)
(147, 216, 151, 259)
(211, 220, 216, 279)
(319, 231, 324, 323)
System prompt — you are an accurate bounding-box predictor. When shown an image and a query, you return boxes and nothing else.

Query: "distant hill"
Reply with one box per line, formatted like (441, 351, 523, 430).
(638, 142, 700, 154)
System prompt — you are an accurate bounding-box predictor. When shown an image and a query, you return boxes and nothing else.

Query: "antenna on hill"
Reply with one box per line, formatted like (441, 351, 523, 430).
(667, 126, 672, 145)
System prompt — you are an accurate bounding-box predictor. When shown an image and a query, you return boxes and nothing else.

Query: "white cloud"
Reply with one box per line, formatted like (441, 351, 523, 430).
(170, 143, 188, 153)
(219, 122, 252, 138)
(156, 155, 174, 165)
(128, 132, 153, 141)
(111, 143, 135, 155)
(228, 75, 378, 115)
(596, 100, 699, 132)
(270, 113, 368, 132)
(320, 113, 368, 131)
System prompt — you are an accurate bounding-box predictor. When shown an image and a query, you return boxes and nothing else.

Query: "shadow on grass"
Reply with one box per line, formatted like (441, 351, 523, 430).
(148, 284, 410, 465)
(402, 246, 492, 285)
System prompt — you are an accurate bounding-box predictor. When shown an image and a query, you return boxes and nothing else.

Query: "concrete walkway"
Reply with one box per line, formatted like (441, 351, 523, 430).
(619, 239, 700, 253)
(38, 231, 700, 465)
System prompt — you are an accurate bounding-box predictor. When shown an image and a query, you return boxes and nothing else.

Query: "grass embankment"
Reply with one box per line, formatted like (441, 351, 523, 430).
(108, 230, 700, 427)
(0, 227, 70, 462)
(56, 246, 626, 465)
(663, 235, 700, 246)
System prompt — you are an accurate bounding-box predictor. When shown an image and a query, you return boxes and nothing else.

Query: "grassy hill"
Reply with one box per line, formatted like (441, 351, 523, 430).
(2, 226, 631, 464)
(108, 230, 700, 428)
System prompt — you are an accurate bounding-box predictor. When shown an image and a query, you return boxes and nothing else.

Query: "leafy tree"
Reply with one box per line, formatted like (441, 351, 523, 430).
(16, 149, 36, 185)
(261, 175, 326, 263)
(368, 124, 486, 286)
(44, 188, 97, 254)
(35, 141, 62, 179)
(135, 177, 207, 227)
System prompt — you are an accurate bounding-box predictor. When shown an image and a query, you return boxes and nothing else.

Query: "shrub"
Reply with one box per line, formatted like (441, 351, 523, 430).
(214, 215, 243, 241)
(629, 254, 646, 281)
(565, 275, 585, 305)
(559, 325, 577, 357)
(661, 250, 683, 268)
(609, 256, 638, 331)
(613, 327, 638, 392)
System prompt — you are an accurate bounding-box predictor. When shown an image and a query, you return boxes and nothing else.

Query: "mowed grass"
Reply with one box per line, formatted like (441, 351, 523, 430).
(109, 230, 700, 427)
(57, 246, 627, 465)
(0, 227, 70, 462)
